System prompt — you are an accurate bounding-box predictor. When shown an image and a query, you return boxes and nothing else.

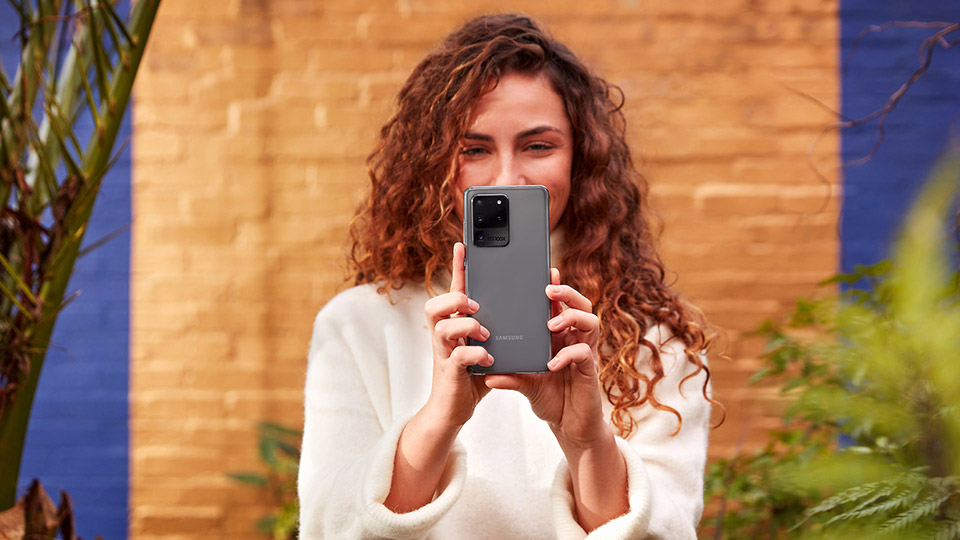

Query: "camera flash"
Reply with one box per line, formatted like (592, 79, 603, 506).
(497, 200, 502, 205)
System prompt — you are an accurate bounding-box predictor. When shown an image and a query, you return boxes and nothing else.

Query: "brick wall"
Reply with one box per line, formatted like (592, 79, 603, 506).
(131, 0, 838, 537)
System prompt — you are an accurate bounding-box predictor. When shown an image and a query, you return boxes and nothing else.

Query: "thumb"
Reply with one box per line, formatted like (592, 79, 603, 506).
(450, 242, 466, 294)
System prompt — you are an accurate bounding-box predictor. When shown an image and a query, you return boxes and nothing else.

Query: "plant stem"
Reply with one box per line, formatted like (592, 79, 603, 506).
(0, 0, 160, 510)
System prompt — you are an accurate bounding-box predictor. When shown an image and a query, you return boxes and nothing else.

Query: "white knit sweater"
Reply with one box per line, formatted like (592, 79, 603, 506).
(298, 283, 710, 539)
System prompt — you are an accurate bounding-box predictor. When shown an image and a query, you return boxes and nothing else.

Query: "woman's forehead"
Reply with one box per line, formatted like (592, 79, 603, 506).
(465, 72, 568, 129)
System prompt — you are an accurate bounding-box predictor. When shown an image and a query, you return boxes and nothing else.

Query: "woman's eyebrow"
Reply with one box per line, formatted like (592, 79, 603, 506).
(516, 125, 563, 139)
(461, 125, 564, 142)
(462, 132, 493, 141)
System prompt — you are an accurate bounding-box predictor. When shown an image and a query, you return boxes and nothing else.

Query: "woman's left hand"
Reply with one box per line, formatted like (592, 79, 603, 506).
(485, 268, 609, 448)
(488, 269, 629, 530)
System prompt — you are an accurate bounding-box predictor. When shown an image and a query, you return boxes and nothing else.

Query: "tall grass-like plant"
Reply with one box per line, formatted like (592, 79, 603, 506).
(0, 0, 159, 511)
(703, 149, 960, 539)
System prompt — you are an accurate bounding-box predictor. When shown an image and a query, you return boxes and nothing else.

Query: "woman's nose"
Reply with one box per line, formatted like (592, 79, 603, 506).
(494, 156, 524, 186)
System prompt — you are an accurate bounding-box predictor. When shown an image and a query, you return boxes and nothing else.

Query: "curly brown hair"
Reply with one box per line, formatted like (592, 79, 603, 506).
(348, 13, 722, 438)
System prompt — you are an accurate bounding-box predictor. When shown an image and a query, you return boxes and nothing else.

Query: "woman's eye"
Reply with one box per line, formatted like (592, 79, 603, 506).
(459, 146, 489, 156)
(526, 143, 555, 153)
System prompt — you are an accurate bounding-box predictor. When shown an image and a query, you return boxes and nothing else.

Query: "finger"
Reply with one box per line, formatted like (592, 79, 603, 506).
(435, 317, 489, 344)
(545, 283, 592, 313)
(450, 242, 466, 294)
(425, 291, 479, 324)
(484, 373, 520, 390)
(484, 373, 538, 398)
(450, 345, 494, 368)
(547, 309, 600, 335)
(550, 268, 562, 318)
(547, 342, 596, 376)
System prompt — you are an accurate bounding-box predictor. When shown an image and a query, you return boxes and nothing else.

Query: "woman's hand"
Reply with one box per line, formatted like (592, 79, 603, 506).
(485, 269, 628, 531)
(485, 268, 607, 446)
(386, 242, 492, 513)
(421, 241, 493, 430)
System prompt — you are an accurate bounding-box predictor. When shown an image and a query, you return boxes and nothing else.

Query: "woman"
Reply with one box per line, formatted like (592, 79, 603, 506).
(298, 13, 719, 539)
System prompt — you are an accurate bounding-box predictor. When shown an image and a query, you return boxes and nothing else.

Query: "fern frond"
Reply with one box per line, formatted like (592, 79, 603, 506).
(807, 479, 895, 517)
(878, 489, 951, 533)
(827, 484, 899, 523)
(816, 486, 920, 530)
(933, 519, 960, 540)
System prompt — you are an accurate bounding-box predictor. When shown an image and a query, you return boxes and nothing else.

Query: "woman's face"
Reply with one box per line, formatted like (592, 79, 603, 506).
(455, 71, 573, 230)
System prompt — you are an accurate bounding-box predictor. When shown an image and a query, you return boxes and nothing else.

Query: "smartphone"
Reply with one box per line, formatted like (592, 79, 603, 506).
(463, 185, 552, 374)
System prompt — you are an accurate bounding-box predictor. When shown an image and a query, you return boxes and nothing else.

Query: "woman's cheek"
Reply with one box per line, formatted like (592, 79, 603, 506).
(550, 188, 571, 225)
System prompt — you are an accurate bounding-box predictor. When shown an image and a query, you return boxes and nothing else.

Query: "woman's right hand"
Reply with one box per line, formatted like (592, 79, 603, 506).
(386, 242, 490, 513)
(421, 242, 493, 430)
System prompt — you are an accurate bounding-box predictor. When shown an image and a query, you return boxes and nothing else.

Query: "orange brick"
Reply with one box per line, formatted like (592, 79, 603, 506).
(132, 506, 223, 535)
(273, 73, 360, 102)
(312, 46, 399, 73)
(132, 131, 185, 163)
(158, 0, 240, 20)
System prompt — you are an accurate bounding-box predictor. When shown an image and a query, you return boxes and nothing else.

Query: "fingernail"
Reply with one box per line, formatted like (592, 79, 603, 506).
(468, 299, 479, 312)
(548, 316, 561, 328)
(480, 326, 490, 339)
(548, 285, 561, 293)
(547, 358, 559, 370)
(485, 354, 495, 366)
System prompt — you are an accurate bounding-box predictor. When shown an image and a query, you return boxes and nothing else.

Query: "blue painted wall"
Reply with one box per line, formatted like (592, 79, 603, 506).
(840, 0, 960, 271)
(1, 6, 130, 539)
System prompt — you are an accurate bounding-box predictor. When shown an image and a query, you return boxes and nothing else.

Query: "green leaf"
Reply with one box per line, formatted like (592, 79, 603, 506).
(0, 252, 38, 306)
(99, 0, 136, 48)
(260, 422, 302, 437)
(0, 280, 35, 321)
(747, 367, 771, 385)
(226, 472, 268, 486)
(273, 440, 300, 458)
(819, 272, 861, 286)
(256, 515, 278, 534)
(933, 520, 960, 540)
(82, 0, 113, 112)
(878, 488, 950, 533)
(259, 437, 278, 466)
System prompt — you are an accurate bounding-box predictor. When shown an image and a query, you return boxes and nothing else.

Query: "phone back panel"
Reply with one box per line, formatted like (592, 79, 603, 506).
(464, 185, 551, 374)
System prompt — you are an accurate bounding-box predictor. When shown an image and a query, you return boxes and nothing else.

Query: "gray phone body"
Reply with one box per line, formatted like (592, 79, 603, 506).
(463, 185, 552, 374)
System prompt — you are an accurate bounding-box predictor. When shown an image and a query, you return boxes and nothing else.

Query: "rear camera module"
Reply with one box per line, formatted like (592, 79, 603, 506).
(471, 194, 509, 248)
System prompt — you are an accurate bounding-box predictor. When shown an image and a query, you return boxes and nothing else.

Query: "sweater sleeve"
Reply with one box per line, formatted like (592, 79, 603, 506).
(298, 302, 467, 539)
(550, 324, 711, 540)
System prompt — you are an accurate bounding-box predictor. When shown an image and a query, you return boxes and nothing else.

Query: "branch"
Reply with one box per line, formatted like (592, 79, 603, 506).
(841, 23, 960, 168)
(778, 22, 959, 262)
(786, 22, 960, 200)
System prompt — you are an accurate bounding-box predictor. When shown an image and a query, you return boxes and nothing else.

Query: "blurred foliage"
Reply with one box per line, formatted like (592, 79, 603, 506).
(228, 422, 301, 540)
(702, 150, 960, 539)
(0, 0, 159, 512)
